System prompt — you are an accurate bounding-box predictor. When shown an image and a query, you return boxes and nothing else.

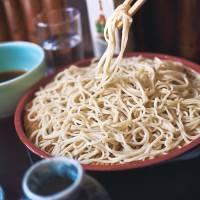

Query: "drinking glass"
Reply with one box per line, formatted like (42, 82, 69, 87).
(35, 7, 83, 70)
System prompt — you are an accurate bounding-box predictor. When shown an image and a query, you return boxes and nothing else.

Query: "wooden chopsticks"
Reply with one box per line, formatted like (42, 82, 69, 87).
(117, 0, 146, 28)
(128, 0, 146, 17)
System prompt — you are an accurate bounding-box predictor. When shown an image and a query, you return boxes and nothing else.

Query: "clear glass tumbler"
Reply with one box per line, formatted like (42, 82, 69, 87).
(35, 7, 83, 70)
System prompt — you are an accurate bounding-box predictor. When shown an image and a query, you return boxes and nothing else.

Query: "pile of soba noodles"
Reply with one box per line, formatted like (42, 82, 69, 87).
(25, 1, 200, 164)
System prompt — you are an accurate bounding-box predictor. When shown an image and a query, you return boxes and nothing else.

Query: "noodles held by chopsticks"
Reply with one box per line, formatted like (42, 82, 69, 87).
(26, 1, 200, 164)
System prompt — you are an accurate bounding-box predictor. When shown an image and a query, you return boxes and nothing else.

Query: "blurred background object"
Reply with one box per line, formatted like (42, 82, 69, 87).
(0, 0, 200, 62)
(22, 157, 111, 200)
(19, 0, 42, 43)
(35, 7, 83, 69)
(0, 186, 5, 200)
(1, 0, 27, 41)
(133, 0, 200, 63)
(86, 0, 121, 57)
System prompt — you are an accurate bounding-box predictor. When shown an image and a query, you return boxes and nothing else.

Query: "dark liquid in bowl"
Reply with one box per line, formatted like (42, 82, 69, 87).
(35, 175, 73, 196)
(0, 70, 26, 83)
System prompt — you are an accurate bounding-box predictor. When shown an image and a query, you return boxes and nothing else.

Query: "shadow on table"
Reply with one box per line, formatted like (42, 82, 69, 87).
(0, 117, 31, 199)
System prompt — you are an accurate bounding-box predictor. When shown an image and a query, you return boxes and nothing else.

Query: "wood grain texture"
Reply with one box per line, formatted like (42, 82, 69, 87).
(20, 0, 42, 42)
(41, 0, 66, 36)
(0, 1, 11, 41)
(176, 0, 200, 62)
(133, 0, 177, 53)
(2, 0, 27, 40)
(42, 0, 64, 11)
(133, 0, 200, 63)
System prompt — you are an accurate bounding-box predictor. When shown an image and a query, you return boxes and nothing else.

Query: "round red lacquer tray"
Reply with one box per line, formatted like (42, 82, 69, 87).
(14, 52, 200, 171)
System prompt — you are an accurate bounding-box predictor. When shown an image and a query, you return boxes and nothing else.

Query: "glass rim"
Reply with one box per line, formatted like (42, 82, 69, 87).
(35, 7, 81, 28)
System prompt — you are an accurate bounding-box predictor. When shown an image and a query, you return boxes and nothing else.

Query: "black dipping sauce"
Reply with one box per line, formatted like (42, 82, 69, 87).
(0, 70, 26, 83)
(35, 175, 73, 196)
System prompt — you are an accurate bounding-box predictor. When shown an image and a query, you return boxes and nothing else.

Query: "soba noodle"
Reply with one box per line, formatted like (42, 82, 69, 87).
(26, 1, 200, 164)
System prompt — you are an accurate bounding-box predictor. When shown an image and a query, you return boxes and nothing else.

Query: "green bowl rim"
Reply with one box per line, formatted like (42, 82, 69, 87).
(0, 41, 45, 86)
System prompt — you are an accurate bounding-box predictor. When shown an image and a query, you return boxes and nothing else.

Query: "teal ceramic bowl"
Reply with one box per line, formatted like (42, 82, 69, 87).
(0, 41, 46, 118)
